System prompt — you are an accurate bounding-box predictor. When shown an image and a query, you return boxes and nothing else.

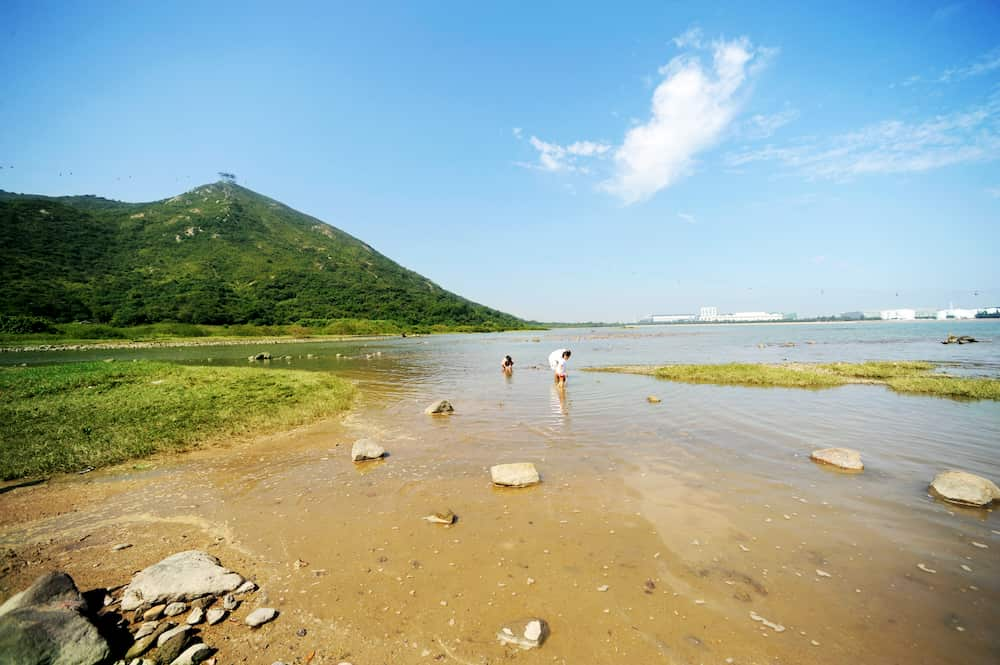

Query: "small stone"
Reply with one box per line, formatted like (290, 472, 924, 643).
(124, 622, 173, 659)
(490, 463, 540, 487)
(971, 542, 988, 549)
(157, 624, 191, 648)
(169, 642, 212, 665)
(234, 581, 257, 595)
(185, 607, 204, 625)
(816, 569, 832, 578)
(133, 621, 160, 639)
(597, 585, 609, 592)
(496, 617, 549, 649)
(749, 610, 785, 632)
(143, 604, 166, 621)
(206, 608, 226, 625)
(296, 628, 307, 637)
(156, 629, 191, 664)
(424, 399, 454, 415)
(811, 640, 820, 646)
(245, 607, 278, 627)
(810, 447, 863, 471)
(222, 594, 238, 611)
(423, 510, 456, 525)
(917, 563, 937, 574)
(164, 602, 187, 617)
(647, 396, 661, 403)
(113, 543, 133, 551)
(351, 439, 386, 462)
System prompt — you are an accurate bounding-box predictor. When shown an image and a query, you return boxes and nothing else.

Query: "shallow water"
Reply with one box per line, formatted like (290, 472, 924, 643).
(2, 320, 998, 664)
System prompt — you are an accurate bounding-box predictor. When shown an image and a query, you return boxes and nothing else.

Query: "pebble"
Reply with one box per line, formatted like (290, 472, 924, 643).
(245, 607, 279, 627)
(971, 542, 988, 549)
(811, 640, 820, 646)
(156, 624, 191, 648)
(133, 622, 159, 639)
(206, 608, 226, 625)
(749, 610, 785, 632)
(597, 585, 609, 592)
(739, 544, 750, 552)
(112, 543, 133, 551)
(816, 569, 832, 578)
(143, 604, 166, 621)
(185, 607, 204, 625)
(222, 594, 239, 611)
(917, 563, 937, 574)
(961, 564, 972, 572)
(163, 602, 187, 617)
(235, 580, 258, 594)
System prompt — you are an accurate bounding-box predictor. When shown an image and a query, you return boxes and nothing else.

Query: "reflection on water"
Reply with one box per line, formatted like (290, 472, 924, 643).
(3, 321, 999, 663)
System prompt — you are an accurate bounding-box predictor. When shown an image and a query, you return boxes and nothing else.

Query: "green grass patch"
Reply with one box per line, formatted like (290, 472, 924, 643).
(652, 363, 847, 388)
(0, 361, 356, 480)
(588, 361, 1000, 401)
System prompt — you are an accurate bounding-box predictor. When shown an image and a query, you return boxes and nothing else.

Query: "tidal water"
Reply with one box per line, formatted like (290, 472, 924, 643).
(3, 320, 998, 664)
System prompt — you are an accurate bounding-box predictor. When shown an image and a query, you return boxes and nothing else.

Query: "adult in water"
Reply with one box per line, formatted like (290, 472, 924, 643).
(501, 355, 514, 375)
(548, 348, 571, 387)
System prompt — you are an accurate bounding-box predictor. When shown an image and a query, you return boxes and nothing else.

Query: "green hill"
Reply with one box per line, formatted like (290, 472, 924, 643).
(0, 182, 524, 330)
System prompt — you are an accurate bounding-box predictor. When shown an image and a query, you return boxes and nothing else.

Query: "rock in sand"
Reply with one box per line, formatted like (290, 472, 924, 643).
(120, 551, 244, 611)
(496, 617, 549, 649)
(245, 607, 279, 627)
(206, 608, 226, 625)
(351, 439, 386, 462)
(930, 470, 1000, 507)
(810, 447, 863, 471)
(490, 463, 540, 487)
(0, 571, 111, 665)
(424, 399, 454, 415)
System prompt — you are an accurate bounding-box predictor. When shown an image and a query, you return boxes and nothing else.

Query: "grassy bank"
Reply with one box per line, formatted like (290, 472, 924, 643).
(0, 361, 356, 480)
(587, 361, 1000, 401)
(0, 318, 539, 349)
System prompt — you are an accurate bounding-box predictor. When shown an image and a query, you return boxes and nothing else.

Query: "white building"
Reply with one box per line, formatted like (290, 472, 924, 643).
(880, 309, 916, 320)
(650, 314, 696, 323)
(718, 311, 783, 322)
(699, 306, 718, 322)
(936, 308, 978, 320)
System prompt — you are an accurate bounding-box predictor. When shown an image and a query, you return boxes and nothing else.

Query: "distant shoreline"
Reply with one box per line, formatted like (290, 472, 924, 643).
(0, 334, 399, 353)
(626, 318, 995, 328)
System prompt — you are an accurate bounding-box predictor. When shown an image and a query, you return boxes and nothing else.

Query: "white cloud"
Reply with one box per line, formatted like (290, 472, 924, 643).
(902, 46, 1000, 86)
(988, 185, 1000, 198)
(512, 127, 523, 139)
(726, 97, 1000, 180)
(743, 108, 799, 139)
(677, 212, 697, 224)
(516, 134, 611, 173)
(601, 35, 766, 204)
(672, 26, 704, 49)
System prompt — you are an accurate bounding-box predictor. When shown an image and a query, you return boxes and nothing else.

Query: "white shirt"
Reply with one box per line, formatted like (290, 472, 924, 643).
(548, 349, 568, 375)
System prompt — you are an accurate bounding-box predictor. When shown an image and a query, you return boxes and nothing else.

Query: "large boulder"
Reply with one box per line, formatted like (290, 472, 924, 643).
(120, 551, 244, 611)
(0, 572, 110, 665)
(930, 470, 1000, 507)
(0, 572, 83, 617)
(490, 463, 540, 487)
(810, 447, 863, 471)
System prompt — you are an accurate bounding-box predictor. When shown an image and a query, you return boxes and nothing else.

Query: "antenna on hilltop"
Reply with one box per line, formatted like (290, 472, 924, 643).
(218, 171, 237, 184)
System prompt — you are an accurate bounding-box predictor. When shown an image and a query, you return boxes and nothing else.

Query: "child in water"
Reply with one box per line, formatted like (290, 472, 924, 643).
(548, 348, 571, 386)
(501, 355, 514, 374)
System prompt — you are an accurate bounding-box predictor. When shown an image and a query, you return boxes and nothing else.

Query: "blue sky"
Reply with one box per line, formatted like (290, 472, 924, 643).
(1, 1, 998, 321)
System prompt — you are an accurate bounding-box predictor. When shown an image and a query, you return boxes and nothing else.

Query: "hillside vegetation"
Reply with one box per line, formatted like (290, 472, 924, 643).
(0, 182, 524, 332)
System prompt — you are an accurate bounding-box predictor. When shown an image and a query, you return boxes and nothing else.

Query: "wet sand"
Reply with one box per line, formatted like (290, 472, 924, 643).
(1, 398, 997, 664)
(1, 324, 998, 664)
